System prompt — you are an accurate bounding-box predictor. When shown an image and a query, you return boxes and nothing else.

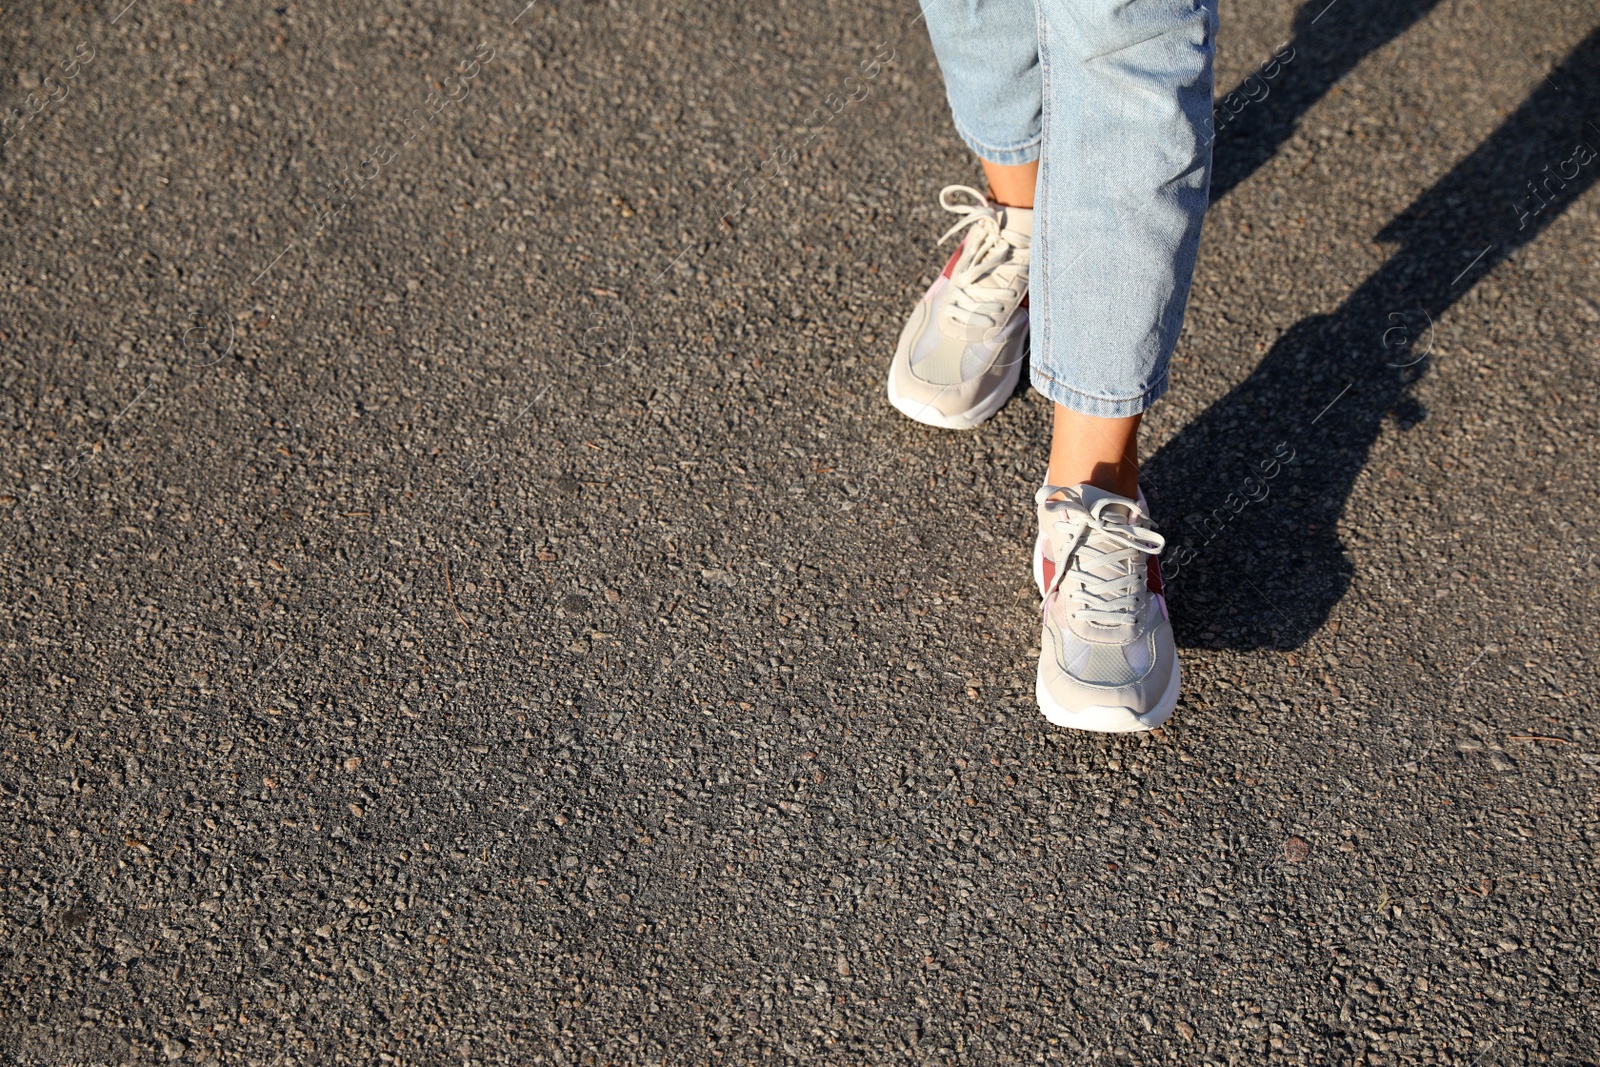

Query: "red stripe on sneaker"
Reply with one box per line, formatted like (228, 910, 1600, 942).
(939, 244, 963, 280)
(1146, 555, 1165, 596)
(1041, 554, 1056, 593)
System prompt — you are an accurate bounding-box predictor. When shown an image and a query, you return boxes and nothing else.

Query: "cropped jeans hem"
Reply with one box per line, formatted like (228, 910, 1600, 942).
(1031, 366, 1170, 420)
(951, 116, 1042, 167)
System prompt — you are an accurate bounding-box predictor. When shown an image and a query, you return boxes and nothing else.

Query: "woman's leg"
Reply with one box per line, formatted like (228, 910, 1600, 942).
(1027, 0, 1216, 733)
(917, 0, 1213, 735)
(921, 0, 1214, 456)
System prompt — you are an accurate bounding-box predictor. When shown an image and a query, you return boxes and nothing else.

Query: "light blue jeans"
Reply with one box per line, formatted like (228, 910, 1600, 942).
(920, 0, 1217, 417)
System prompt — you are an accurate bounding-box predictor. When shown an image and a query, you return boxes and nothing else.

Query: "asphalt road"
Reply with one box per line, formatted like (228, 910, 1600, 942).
(3, 0, 1599, 1064)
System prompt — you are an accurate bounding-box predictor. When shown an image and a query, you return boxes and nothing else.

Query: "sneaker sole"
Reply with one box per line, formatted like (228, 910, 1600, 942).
(1035, 656, 1180, 734)
(886, 351, 1022, 431)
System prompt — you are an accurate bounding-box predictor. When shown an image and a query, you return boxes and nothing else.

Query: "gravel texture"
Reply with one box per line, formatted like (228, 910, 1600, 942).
(2, 0, 1598, 1063)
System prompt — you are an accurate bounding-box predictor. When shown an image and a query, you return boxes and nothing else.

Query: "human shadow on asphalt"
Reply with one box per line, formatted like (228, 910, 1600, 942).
(1144, 23, 1600, 650)
(1209, 0, 1446, 205)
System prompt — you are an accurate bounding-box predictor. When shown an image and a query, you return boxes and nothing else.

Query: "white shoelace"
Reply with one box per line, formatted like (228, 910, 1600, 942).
(1042, 490, 1166, 626)
(935, 185, 1030, 333)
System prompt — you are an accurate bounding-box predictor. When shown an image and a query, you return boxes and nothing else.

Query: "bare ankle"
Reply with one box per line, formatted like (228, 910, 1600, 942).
(1047, 406, 1142, 499)
(1045, 460, 1139, 499)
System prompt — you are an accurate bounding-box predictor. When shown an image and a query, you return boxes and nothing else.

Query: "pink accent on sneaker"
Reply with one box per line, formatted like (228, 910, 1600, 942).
(938, 243, 963, 281)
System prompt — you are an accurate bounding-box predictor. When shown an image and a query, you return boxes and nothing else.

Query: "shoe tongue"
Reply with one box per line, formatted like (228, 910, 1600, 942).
(1076, 483, 1136, 520)
(993, 203, 1032, 239)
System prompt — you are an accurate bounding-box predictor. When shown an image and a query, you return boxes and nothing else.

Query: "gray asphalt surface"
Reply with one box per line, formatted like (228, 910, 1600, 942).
(3, 0, 1599, 1063)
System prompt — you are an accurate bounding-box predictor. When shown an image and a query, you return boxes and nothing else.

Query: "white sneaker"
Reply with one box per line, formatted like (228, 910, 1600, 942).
(1034, 484, 1179, 733)
(886, 185, 1030, 430)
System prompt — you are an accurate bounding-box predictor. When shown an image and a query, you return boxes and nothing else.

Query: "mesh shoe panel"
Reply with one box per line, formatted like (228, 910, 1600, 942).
(1059, 632, 1142, 686)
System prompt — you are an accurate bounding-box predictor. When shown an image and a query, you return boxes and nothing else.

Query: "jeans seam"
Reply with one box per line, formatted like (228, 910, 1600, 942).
(1035, 1, 1054, 394)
